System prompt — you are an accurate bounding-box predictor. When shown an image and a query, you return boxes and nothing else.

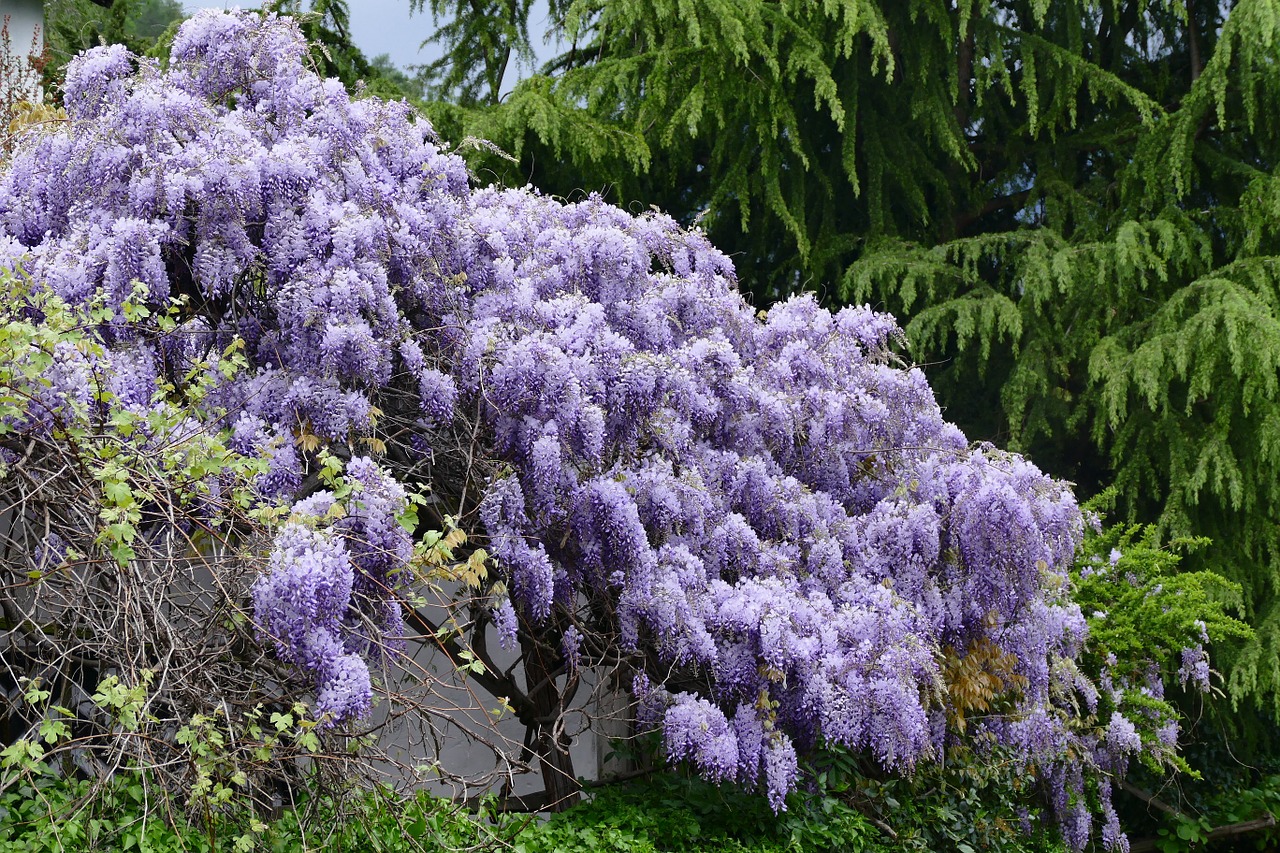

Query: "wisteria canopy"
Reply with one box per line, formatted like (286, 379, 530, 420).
(0, 10, 1204, 850)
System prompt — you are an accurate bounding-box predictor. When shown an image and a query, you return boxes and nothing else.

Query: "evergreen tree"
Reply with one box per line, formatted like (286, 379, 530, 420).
(267, 0, 391, 94)
(419, 0, 1280, 732)
(410, 0, 537, 105)
(43, 0, 184, 72)
(370, 52, 428, 101)
(125, 0, 185, 41)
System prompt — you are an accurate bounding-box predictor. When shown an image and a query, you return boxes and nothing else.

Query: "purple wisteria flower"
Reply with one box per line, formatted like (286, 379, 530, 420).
(249, 455, 416, 724)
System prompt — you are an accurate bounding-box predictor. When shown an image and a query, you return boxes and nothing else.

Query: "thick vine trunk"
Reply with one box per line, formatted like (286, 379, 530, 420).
(522, 634, 579, 811)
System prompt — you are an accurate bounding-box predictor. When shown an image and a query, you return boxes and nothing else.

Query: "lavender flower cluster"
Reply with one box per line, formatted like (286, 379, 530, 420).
(252, 520, 370, 722)
(460, 187, 1091, 815)
(0, 11, 1158, 847)
(0, 10, 468, 445)
(2, 11, 455, 724)
(251, 457, 411, 723)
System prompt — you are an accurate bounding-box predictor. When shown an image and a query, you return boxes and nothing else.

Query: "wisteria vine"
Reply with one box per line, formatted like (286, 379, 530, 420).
(0, 10, 1224, 849)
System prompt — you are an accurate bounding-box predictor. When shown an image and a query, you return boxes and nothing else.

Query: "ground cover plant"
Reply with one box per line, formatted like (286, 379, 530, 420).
(0, 763, 1065, 853)
(0, 770, 517, 853)
(0, 10, 1249, 851)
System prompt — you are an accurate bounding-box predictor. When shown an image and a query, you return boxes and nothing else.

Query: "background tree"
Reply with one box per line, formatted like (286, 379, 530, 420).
(126, 0, 185, 41)
(409, 0, 537, 105)
(370, 52, 428, 101)
(42, 0, 184, 74)
(266, 0, 401, 95)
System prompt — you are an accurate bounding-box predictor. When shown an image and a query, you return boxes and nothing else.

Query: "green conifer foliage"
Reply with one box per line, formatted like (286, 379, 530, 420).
(42, 0, 184, 71)
(419, 0, 1280, 720)
(410, 0, 537, 105)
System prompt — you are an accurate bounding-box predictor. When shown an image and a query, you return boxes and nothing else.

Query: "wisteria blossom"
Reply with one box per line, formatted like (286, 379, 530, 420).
(0, 10, 1194, 848)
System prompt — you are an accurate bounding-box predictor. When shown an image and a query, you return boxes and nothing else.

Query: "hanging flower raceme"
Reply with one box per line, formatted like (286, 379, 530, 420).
(251, 456, 412, 724)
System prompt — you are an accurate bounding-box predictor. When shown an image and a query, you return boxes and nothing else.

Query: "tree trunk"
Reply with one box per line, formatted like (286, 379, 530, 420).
(522, 634, 579, 811)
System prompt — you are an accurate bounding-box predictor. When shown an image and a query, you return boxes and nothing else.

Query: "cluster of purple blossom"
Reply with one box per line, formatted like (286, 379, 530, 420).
(251, 458, 411, 722)
(252, 520, 371, 722)
(0, 11, 1179, 847)
(0, 288, 210, 462)
(0, 10, 468, 446)
(2, 10, 458, 723)
(459, 185, 1093, 815)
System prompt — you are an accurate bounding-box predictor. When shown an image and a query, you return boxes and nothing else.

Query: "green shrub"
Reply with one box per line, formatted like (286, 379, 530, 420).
(1, 767, 515, 853)
(511, 768, 1068, 853)
(2, 763, 1074, 853)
